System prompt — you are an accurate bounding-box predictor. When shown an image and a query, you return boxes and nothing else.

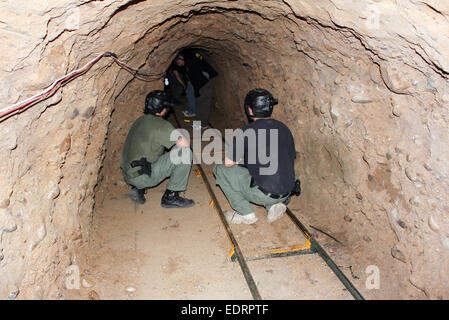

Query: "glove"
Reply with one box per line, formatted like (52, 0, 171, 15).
(130, 157, 152, 177)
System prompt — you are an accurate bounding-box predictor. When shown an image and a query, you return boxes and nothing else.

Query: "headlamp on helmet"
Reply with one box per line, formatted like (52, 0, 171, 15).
(144, 90, 174, 115)
(244, 88, 278, 118)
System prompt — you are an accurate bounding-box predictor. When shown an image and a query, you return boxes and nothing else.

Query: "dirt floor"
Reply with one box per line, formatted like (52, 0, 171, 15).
(68, 173, 351, 300)
(66, 104, 377, 300)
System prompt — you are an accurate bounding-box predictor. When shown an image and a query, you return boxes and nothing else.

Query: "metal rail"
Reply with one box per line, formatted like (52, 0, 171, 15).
(196, 163, 262, 300)
(172, 113, 262, 300)
(285, 208, 364, 300)
(171, 111, 364, 300)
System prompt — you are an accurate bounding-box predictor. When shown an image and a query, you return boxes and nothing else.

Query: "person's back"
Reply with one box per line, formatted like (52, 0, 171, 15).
(214, 88, 300, 225)
(184, 51, 217, 93)
(121, 114, 175, 171)
(236, 118, 296, 195)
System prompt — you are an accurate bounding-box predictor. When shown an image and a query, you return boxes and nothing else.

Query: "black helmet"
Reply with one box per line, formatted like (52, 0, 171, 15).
(144, 90, 174, 115)
(244, 88, 278, 118)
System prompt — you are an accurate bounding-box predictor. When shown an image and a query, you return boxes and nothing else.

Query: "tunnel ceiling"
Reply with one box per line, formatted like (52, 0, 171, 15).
(2, 0, 448, 106)
(1, 0, 449, 300)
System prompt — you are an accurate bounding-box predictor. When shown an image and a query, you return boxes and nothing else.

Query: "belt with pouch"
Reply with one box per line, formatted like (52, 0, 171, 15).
(250, 177, 290, 199)
(126, 157, 153, 179)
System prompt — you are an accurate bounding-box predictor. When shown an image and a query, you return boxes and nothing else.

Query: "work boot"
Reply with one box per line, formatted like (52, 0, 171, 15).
(267, 203, 286, 223)
(224, 211, 258, 225)
(161, 190, 195, 208)
(128, 187, 146, 204)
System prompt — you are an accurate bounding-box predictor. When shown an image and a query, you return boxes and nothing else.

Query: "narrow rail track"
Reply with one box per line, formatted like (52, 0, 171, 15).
(171, 110, 364, 300)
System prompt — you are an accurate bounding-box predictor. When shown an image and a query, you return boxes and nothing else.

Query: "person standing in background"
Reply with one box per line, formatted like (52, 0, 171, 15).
(183, 50, 218, 130)
(166, 53, 198, 117)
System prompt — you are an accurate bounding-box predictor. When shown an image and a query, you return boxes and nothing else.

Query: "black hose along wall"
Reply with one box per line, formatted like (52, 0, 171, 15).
(1, 1, 448, 299)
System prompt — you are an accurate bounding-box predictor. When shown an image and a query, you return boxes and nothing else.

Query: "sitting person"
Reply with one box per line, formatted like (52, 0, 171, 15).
(120, 90, 195, 208)
(213, 88, 297, 224)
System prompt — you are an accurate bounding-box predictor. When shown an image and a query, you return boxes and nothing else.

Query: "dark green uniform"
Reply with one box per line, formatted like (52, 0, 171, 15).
(120, 114, 192, 191)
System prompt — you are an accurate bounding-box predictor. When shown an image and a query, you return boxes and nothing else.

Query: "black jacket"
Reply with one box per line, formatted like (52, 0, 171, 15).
(184, 51, 218, 93)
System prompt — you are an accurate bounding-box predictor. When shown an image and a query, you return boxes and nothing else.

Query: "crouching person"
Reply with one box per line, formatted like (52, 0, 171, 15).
(120, 90, 195, 208)
(213, 88, 298, 224)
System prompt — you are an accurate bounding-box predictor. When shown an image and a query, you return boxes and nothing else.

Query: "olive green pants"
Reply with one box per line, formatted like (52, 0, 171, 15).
(123, 148, 192, 191)
(213, 164, 287, 216)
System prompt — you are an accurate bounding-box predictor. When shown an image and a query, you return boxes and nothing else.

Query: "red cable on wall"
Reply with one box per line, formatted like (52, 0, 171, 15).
(0, 52, 162, 120)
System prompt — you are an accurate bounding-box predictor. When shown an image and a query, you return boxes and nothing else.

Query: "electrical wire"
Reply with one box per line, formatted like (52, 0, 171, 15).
(0, 52, 164, 120)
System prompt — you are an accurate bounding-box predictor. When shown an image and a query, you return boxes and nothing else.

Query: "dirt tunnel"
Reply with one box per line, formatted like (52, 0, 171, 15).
(1, 0, 449, 300)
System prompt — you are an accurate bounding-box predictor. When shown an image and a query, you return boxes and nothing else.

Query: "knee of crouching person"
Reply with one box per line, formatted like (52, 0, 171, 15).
(170, 147, 192, 165)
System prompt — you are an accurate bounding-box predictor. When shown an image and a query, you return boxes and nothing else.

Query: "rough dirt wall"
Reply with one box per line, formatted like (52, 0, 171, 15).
(1, 0, 448, 299)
